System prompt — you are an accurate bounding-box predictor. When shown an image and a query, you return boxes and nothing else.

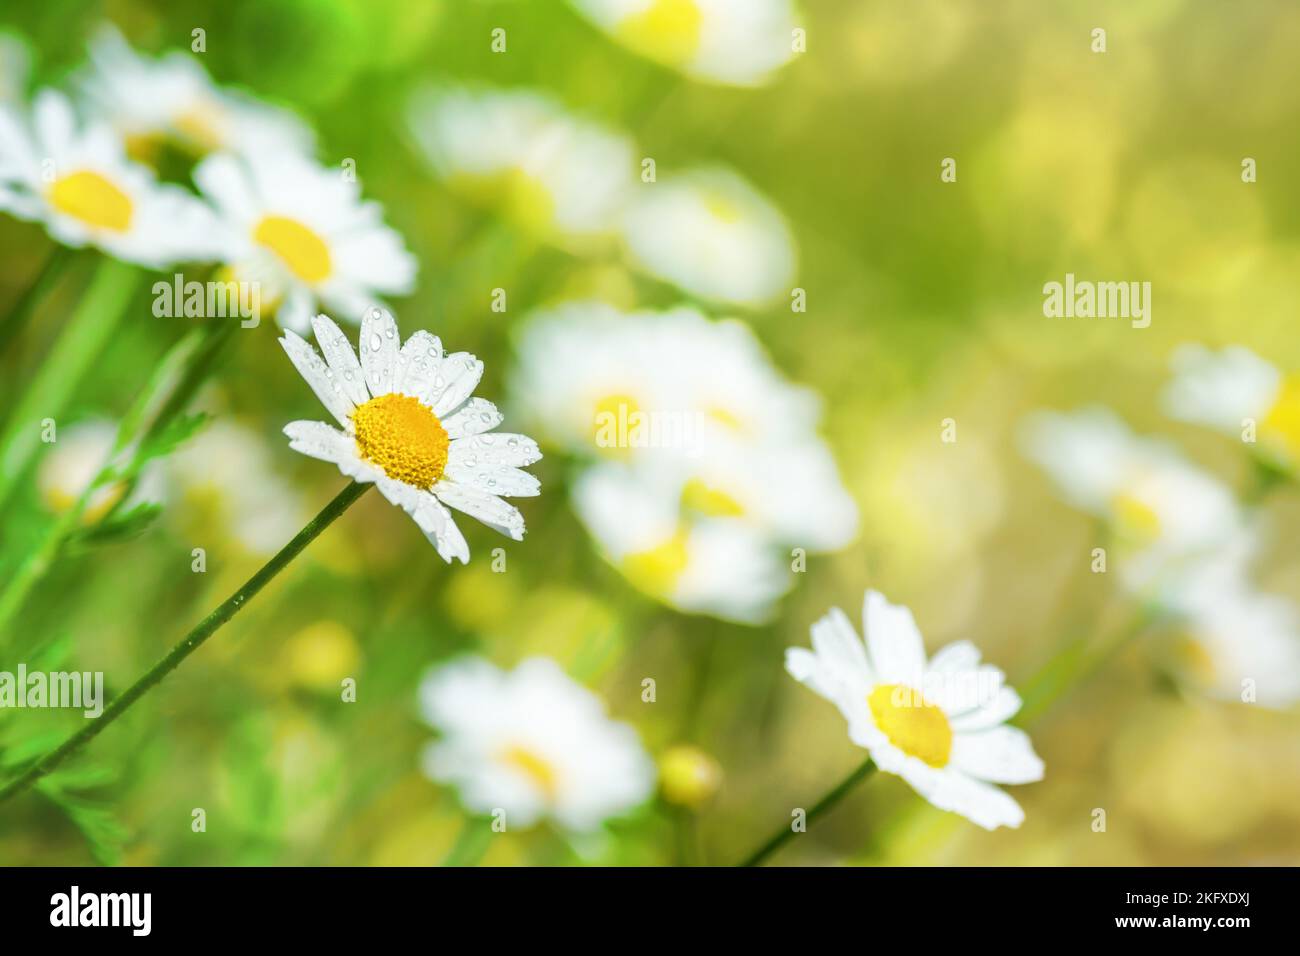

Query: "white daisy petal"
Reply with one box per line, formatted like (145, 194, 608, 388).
(950, 726, 1044, 785)
(432, 352, 485, 417)
(433, 480, 526, 540)
(360, 306, 401, 396)
(948, 686, 1023, 733)
(311, 313, 369, 406)
(442, 399, 504, 439)
(900, 763, 1027, 831)
(283, 420, 355, 465)
(810, 607, 872, 686)
(279, 330, 355, 428)
(443, 462, 541, 498)
(396, 329, 444, 400)
(928, 640, 982, 674)
(784, 647, 838, 702)
(448, 432, 542, 468)
(863, 589, 927, 685)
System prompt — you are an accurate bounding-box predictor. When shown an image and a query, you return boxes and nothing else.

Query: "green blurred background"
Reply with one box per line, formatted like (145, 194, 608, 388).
(1, 0, 1298, 865)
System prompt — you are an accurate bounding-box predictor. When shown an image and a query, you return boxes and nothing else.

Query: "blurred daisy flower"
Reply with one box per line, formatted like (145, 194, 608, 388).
(622, 166, 796, 307)
(406, 85, 636, 248)
(80, 23, 313, 162)
(0, 31, 31, 104)
(573, 461, 790, 623)
(568, 0, 800, 87)
(1019, 407, 1244, 598)
(0, 90, 218, 266)
(786, 590, 1044, 830)
(1176, 587, 1300, 708)
(36, 418, 161, 524)
(418, 656, 655, 832)
(279, 309, 541, 563)
(1163, 343, 1299, 468)
(195, 151, 416, 333)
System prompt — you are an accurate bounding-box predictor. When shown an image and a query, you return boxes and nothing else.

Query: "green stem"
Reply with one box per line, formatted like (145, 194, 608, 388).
(738, 758, 876, 867)
(0, 245, 75, 357)
(440, 815, 494, 867)
(0, 257, 141, 514)
(0, 481, 371, 804)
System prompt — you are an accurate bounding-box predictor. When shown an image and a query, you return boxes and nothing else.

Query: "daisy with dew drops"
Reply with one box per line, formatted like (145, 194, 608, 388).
(0, 89, 218, 266)
(279, 308, 541, 563)
(418, 656, 656, 832)
(786, 590, 1044, 830)
(194, 150, 417, 333)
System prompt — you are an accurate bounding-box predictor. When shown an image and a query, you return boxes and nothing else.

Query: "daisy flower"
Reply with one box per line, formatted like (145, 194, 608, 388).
(568, 0, 800, 87)
(0, 90, 218, 266)
(786, 590, 1044, 830)
(1019, 407, 1244, 598)
(406, 85, 635, 248)
(0, 31, 31, 105)
(573, 460, 791, 623)
(80, 23, 313, 162)
(622, 166, 796, 307)
(36, 418, 161, 524)
(278, 309, 541, 563)
(1176, 587, 1300, 708)
(418, 656, 655, 832)
(195, 151, 417, 333)
(1162, 343, 1300, 467)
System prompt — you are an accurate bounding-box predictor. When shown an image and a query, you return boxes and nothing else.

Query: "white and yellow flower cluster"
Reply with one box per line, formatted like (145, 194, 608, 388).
(407, 85, 796, 309)
(513, 300, 856, 623)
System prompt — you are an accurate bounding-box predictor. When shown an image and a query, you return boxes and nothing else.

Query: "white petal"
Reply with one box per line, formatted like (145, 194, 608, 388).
(283, 420, 355, 464)
(784, 647, 838, 702)
(448, 431, 541, 468)
(950, 726, 1044, 784)
(442, 462, 540, 497)
(375, 478, 470, 563)
(433, 480, 525, 540)
(810, 606, 873, 684)
(928, 640, 982, 673)
(359, 305, 401, 396)
(863, 590, 928, 685)
(279, 329, 355, 428)
(396, 330, 444, 400)
(442, 398, 503, 439)
(948, 686, 1023, 733)
(431, 352, 484, 416)
(311, 313, 369, 406)
(899, 763, 1027, 830)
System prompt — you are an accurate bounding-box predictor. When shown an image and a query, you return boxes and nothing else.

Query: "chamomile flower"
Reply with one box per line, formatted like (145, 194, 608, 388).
(279, 309, 541, 563)
(0, 90, 218, 265)
(0, 32, 30, 104)
(406, 85, 636, 247)
(568, 0, 800, 87)
(80, 23, 313, 161)
(195, 151, 417, 333)
(573, 461, 790, 623)
(786, 590, 1044, 830)
(622, 167, 796, 307)
(1162, 344, 1299, 466)
(1019, 407, 1244, 597)
(418, 656, 656, 832)
(36, 418, 161, 524)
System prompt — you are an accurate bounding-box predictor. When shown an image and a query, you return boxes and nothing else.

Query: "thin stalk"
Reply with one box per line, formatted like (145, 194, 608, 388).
(738, 758, 876, 867)
(0, 481, 371, 804)
(0, 245, 75, 357)
(0, 257, 141, 514)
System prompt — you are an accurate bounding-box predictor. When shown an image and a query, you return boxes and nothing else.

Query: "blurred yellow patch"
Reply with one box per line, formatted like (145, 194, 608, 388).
(254, 214, 333, 283)
(618, 0, 702, 66)
(659, 744, 722, 808)
(48, 170, 133, 232)
(281, 620, 361, 692)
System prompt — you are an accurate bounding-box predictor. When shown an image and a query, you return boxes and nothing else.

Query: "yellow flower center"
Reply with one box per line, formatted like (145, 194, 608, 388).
(47, 170, 133, 232)
(1261, 375, 1300, 463)
(867, 684, 953, 768)
(504, 167, 555, 234)
(623, 527, 690, 596)
(173, 102, 226, 154)
(500, 745, 560, 800)
(680, 477, 745, 517)
(253, 214, 333, 283)
(351, 393, 449, 489)
(703, 193, 744, 224)
(618, 0, 703, 65)
(1110, 489, 1162, 545)
(592, 391, 641, 453)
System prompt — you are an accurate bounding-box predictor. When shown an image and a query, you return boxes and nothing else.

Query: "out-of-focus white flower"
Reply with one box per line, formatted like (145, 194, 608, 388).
(1019, 407, 1245, 596)
(406, 85, 636, 247)
(168, 420, 307, 555)
(786, 590, 1044, 830)
(0, 90, 218, 266)
(80, 23, 313, 162)
(622, 166, 796, 308)
(418, 656, 656, 832)
(569, 0, 800, 87)
(37, 419, 135, 523)
(573, 461, 791, 623)
(280, 310, 541, 563)
(1177, 588, 1300, 708)
(194, 152, 416, 333)
(0, 32, 31, 104)
(1163, 343, 1299, 466)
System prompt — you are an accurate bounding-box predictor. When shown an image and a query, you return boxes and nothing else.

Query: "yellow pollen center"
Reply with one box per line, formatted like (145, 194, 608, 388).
(618, 0, 704, 65)
(351, 393, 449, 489)
(622, 527, 690, 596)
(253, 214, 333, 283)
(47, 170, 134, 232)
(500, 745, 560, 800)
(1110, 489, 1162, 544)
(680, 477, 745, 517)
(1261, 375, 1300, 463)
(867, 684, 953, 768)
(592, 391, 641, 454)
(704, 193, 744, 224)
